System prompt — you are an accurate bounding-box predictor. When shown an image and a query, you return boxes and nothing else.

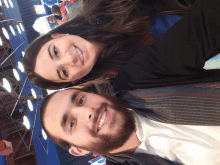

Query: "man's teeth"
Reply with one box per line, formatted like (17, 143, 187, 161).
(76, 48, 84, 63)
(98, 111, 106, 129)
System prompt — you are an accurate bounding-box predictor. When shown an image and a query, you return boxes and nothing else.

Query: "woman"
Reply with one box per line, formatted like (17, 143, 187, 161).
(24, 0, 186, 89)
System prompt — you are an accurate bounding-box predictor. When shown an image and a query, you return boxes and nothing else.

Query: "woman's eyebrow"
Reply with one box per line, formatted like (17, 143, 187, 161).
(48, 45, 53, 59)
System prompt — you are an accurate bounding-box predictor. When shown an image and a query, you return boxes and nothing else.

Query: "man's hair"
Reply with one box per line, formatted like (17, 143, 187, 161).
(23, 0, 154, 90)
(51, 5, 60, 14)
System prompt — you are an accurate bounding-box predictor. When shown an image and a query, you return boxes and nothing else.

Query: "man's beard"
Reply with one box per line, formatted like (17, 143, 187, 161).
(78, 95, 136, 155)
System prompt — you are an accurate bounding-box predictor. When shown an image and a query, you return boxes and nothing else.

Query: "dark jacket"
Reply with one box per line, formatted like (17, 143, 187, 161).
(113, 0, 220, 93)
(105, 153, 182, 165)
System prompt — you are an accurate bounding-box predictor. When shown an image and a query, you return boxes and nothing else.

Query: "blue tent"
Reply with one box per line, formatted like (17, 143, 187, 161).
(43, 0, 59, 7)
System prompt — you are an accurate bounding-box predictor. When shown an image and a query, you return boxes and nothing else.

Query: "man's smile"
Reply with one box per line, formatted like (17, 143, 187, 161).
(97, 108, 110, 132)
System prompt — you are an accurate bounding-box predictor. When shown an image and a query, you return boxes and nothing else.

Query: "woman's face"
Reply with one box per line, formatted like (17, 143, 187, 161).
(34, 34, 103, 83)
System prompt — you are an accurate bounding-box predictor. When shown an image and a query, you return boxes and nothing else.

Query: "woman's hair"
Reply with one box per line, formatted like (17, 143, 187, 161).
(24, 0, 154, 89)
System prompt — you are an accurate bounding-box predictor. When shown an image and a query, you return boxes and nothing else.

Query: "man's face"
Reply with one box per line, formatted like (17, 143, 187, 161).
(43, 89, 135, 156)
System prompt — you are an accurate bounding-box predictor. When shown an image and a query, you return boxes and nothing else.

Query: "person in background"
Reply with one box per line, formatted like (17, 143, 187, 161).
(51, 0, 81, 24)
(47, 15, 57, 23)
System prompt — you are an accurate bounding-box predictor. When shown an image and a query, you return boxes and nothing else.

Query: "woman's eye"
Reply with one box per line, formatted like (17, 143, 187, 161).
(79, 97, 84, 105)
(53, 47, 59, 57)
(70, 120, 74, 129)
(62, 68, 68, 77)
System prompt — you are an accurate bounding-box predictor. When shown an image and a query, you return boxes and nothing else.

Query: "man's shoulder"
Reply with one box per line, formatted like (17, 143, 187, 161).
(105, 153, 179, 165)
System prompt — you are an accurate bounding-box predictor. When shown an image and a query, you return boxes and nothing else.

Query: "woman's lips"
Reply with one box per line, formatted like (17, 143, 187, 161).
(75, 46, 84, 64)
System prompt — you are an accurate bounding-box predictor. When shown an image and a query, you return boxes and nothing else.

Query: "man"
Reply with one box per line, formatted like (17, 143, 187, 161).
(51, 0, 80, 24)
(40, 87, 220, 165)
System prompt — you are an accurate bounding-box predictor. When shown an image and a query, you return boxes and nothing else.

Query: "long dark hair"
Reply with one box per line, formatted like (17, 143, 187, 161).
(24, 0, 154, 89)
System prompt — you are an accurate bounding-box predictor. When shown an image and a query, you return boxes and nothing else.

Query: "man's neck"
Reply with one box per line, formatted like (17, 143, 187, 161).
(109, 131, 141, 154)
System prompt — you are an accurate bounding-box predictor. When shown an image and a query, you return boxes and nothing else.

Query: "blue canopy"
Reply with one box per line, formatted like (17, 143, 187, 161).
(43, 0, 59, 7)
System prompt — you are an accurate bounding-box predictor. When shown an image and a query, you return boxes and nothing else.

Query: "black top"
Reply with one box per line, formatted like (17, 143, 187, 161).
(114, 0, 220, 93)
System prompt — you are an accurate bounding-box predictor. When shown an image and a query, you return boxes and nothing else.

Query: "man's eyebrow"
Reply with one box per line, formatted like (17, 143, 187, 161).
(71, 91, 79, 103)
(48, 45, 53, 59)
(61, 112, 68, 133)
(60, 91, 79, 133)
(57, 70, 65, 80)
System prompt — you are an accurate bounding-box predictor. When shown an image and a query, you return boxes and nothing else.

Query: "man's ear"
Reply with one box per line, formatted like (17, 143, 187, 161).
(68, 146, 90, 156)
(51, 33, 67, 39)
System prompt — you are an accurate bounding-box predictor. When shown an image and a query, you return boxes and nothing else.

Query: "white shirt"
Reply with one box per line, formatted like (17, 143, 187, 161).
(132, 111, 220, 165)
(204, 54, 220, 70)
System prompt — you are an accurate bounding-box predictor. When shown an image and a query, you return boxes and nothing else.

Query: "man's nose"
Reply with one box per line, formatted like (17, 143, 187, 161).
(87, 109, 95, 122)
(86, 108, 95, 122)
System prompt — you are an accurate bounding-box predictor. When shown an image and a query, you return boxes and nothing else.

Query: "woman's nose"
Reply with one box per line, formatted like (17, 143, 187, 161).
(60, 48, 78, 65)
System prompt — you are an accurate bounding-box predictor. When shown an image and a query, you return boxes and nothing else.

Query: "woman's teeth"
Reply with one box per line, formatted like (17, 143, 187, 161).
(76, 47, 84, 64)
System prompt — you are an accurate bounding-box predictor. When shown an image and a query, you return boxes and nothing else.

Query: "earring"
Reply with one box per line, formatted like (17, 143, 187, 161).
(66, 33, 69, 36)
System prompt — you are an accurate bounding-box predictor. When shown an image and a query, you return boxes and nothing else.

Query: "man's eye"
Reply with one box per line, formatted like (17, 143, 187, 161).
(70, 120, 74, 129)
(54, 47, 59, 57)
(79, 97, 84, 105)
(62, 68, 68, 77)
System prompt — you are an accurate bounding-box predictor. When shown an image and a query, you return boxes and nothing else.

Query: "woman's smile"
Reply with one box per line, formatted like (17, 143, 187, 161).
(75, 45, 84, 64)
